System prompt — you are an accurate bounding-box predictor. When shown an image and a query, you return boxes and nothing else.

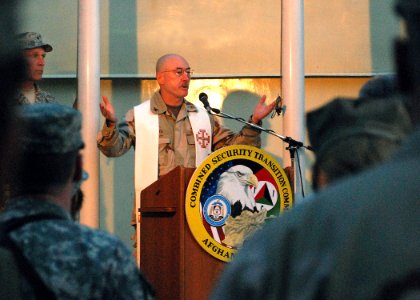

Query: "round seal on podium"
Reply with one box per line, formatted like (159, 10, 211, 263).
(185, 145, 293, 262)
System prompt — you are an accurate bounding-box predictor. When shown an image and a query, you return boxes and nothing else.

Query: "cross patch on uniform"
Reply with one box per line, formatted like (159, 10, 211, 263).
(196, 129, 210, 148)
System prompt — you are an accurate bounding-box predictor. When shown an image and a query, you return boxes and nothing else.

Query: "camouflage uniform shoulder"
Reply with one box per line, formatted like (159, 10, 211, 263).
(35, 89, 56, 104)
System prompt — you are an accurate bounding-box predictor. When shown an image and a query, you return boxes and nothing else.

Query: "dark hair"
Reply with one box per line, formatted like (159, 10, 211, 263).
(10, 151, 79, 196)
(359, 74, 398, 99)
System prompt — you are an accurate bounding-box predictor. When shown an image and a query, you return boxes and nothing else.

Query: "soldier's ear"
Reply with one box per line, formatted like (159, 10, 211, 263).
(156, 71, 165, 85)
(73, 154, 83, 183)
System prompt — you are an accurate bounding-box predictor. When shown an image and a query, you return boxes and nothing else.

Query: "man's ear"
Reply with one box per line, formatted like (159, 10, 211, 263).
(73, 154, 83, 182)
(156, 71, 165, 85)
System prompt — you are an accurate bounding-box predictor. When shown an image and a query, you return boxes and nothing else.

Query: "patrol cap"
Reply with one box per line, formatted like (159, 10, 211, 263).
(18, 103, 84, 154)
(395, 0, 420, 18)
(16, 32, 53, 52)
(359, 74, 398, 99)
(306, 97, 412, 157)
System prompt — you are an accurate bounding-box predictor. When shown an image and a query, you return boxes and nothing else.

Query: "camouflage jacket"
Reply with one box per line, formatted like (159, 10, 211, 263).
(0, 198, 154, 299)
(15, 83, 56, 105)
(97, 90, 262, 177)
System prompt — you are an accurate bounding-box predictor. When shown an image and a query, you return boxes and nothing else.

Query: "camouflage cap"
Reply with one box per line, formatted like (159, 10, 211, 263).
(306, 97, 412, 157)
(395, 0, 420, 17)
(16, 32, 53, 52)
(359, 74, 398, 99)
(18, 103, 84, 154)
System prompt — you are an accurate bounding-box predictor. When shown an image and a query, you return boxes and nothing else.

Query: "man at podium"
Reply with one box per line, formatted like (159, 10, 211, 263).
(97, 53, 275, 253)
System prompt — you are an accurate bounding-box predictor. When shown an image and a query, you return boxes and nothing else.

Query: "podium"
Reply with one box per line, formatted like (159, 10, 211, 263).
(139, 166, 226, 300)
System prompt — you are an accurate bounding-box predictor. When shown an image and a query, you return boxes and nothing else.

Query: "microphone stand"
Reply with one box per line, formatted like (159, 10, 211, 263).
(206, 106, 313, 198)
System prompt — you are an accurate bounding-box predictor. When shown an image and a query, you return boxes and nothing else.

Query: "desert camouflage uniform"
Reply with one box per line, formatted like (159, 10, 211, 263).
(97, 90, 263, 231)
(0, 198, 154, 299)
(15, 83, 56, 105)
(97, 90, 262, 177)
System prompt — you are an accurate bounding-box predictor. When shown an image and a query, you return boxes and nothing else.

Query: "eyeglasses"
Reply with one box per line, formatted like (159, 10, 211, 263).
(161, 68, 193, 77)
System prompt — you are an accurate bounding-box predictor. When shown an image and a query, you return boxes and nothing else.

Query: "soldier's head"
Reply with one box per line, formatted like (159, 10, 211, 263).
(11, 104, 84, 197)
(156, 53, 192, 104)
(16, 32, 53, 83)
(307, 97, 412, 190)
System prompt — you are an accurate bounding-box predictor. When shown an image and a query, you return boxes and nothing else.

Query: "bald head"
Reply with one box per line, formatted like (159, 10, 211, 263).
(156, 53, 188, 73)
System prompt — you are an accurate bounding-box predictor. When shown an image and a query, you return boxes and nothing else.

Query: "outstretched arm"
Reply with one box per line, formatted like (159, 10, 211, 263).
(211, 95, 275, 151)
(97, 96, 135, 157)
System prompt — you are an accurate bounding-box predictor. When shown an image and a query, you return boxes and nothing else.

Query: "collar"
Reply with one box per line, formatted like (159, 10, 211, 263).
(19, 82, 41, 93)
(0, 197, 71, 224)
(149, 91, 198, 116)
(16, 83, 42, 104)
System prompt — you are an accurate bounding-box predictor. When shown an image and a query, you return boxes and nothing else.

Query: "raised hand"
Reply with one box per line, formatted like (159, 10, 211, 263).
(99, 96, 118, 123)
(251, 95, 276, 124)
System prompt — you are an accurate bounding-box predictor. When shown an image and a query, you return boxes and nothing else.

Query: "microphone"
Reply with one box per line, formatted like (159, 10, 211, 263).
(199, 93, 220, 113)
(199, 93, 211, 112)
(271, 95, 286, 118)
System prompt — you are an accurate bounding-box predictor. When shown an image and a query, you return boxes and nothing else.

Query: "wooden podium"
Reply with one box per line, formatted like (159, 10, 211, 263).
(139, 166, 226, 300)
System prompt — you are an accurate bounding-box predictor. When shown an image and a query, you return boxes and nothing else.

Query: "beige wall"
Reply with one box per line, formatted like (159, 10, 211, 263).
(20, 0, 398, 77)
(20, 0, 399, 249)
